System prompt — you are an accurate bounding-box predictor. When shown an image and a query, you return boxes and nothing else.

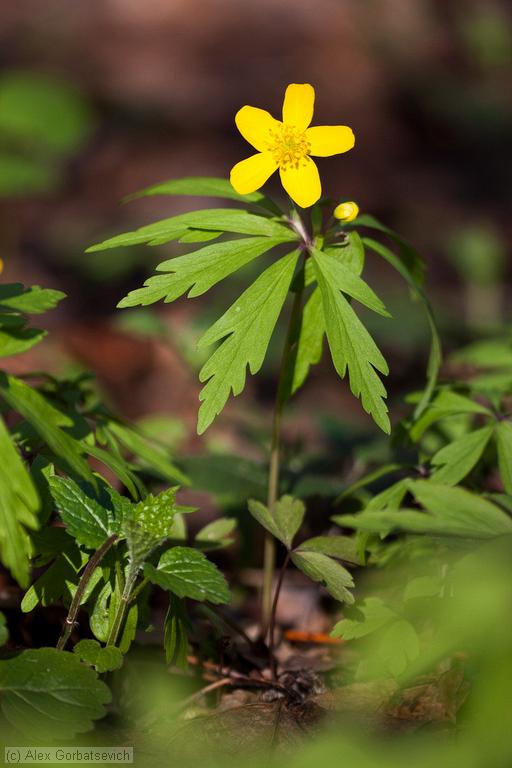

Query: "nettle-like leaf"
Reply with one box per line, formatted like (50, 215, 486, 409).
(248, 495, 305, 550)
(87, 208, 295, 251)
(197, 250, 299, 433)
(118, 236, 290, 309)
(312, 248, 390, 433)
(0, 414, 39, 586)
(124, 488, 178, 564)
(0, 648, 110, 739)
(291, 550, 355, 604)
(144, 546, 230, 604)
(49, 476, 119, 548)
(339, 481, 512, 539)
(430, 425, 494, 486)
(73, 639, 123, 673)
(0, 374, 93, 482)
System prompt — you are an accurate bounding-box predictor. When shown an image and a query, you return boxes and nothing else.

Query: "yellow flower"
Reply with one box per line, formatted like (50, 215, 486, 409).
(230, 84, 355, 209)
(334, 201, 359, 222)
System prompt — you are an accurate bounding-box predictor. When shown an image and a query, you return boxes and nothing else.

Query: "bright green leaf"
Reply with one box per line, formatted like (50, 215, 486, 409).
(144, 546, 230, 604)
(431, 425, 493, 485)
(291, 550, 354, 603)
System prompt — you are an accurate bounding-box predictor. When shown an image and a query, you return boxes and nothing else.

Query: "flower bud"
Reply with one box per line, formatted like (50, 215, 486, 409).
(334, 201, 359, 223)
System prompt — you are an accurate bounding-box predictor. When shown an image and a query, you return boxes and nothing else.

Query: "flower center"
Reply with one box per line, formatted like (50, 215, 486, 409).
(267, 124, 311, 170)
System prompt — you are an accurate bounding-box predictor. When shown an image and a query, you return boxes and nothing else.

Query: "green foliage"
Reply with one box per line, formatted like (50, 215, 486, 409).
(164, 597, 190, 669)
(73, 639, 123, 673)
(291, 550, 355, 604)
(49, 476, 120, 548)
(0, 283, 66, 357)
(144, 546, 230, 604)
(0, 648, 110, 738)
(248, 495, 305, 550)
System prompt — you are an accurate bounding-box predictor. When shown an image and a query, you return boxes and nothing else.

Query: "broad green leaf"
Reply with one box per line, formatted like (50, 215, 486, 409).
(362, 236, 441, 418)
(125, 176, 280, 213)
(87, 209, 295, 251)
(195, 517, 237, 549)
(248, 495, 305, 550)
(312, 252, 390, 433)
(89, 581, 112, 642)
(331, 597, 397, 639)
(298, 535, 361, 564)
(325, 231, 365, 276)
(124, 488, 177, 564)
(431, 425, 493, 485)
(197, 250, 299, 433)
(496, 421, 512, 494)
(49, 476, 119, 548)
(73, 639, 123, 673)
(179, 230, 222, 243)
(0, 648, 110, 739)
(0, 414, 39, 586)
(291, 287, 325, 394)
(106, 421, 188, 486)
(291, 550, 354, 603)
(144, 546, 230, 604)
(0, 283, 66, 314)
(0, 375, 93, 482)
(311, 248, 390, 317)
(118, 236, 289, 309)
(164, 597, 189, 669)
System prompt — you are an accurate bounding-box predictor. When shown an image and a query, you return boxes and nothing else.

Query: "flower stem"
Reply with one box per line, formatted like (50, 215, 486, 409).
(57, 534, 118, 651)
(268, 550, 291, 679)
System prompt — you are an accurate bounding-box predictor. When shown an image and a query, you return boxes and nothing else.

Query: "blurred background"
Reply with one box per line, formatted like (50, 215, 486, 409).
(0, 0, 511, 469)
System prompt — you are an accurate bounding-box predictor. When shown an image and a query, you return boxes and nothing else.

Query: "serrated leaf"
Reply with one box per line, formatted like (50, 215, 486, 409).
(291, 287, 325, 394)
(124, 488, 177, 564)
(118, 236, 289, 309)
(0, 648, 110, 739)
(0, 283, 66, 314)
(197, 250, 299, 433)
(291, 550, 354, 603)
(0, 414, 39, 586)
(298, 535, 361, 564)
(164, 597, 189, 669)
(362, 236, 441, 418)
(312, 252, 390, 433)
(431, 425, 493, 485)
(331, 597, 397, 639)
(248, 495, 305, 550)
(144, 546, 230, 604)
(73, 639, 123, 673)
(0, 374, 93, 482)
(49, 476, 119, 548)
(496, 421, 512, 494)
(87, 209, 295, 252)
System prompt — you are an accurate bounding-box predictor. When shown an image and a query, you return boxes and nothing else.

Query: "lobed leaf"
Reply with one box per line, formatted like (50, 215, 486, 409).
(248, 495, 305, 550)
(291, 550, 354, 604)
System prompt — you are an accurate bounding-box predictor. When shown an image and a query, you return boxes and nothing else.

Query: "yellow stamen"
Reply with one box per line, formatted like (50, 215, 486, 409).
(267, 124, 312, 170)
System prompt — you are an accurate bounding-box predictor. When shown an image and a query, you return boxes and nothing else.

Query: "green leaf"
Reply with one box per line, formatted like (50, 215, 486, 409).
(144, 546, 230, 604)
(312, 252, 390, 433)
(125, 175, 273, 208)
(0, 374, 93, 482)
(377, 619, 420, 677)
(0, 316, 46, 357)
(73, 639, 123, 673)
(0, 414, 39, 586)
(331, 597, 397, 639)
(118, 236, 289, 309)
(164, 597, 189, 669)
(248, 495, 305, 550)
(362, 236, 441, 418)
(195, 517, 237, 549)
(124, 488, 177, 564)
(0, 284, 66, 314)
(0, 648, 110, 739)
(311, 248, 390, 317)
(21, 546, 88, 612)
(291, 550, 354, 603)
(87, 209, 295, 251)
(83, 442, 144, 500)
(291, 287, 325, 394)
(49, 476, 119, 548)
(408, 389, 492, 442)
(106, 421, 188, 486)
(197, 250, 299, 433)
(298, 535, 361, 565)
(431, 425, 493, 485)
(496, 421, 512, 494)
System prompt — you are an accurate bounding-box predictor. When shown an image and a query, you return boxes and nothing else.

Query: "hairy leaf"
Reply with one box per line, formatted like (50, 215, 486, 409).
(144, 546, 230, 604)
(49, 476, 119, 548)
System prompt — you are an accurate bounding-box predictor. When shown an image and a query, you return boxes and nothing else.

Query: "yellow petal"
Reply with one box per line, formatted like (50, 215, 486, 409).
(235, 106, 281, 152)
(306, 125, 355, 157)
(279, 157, 321, 208)
(230, 152, 278, 195)
(282, 84, 315, 131)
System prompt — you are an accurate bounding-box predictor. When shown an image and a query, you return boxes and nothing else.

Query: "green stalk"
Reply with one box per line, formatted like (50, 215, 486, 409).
(106, 562, 139, 647)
